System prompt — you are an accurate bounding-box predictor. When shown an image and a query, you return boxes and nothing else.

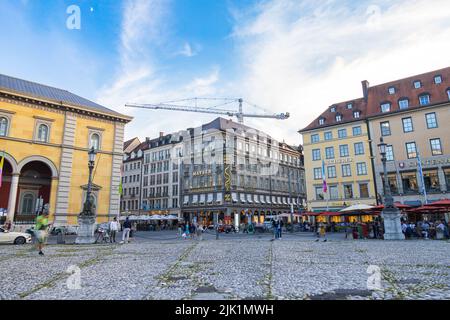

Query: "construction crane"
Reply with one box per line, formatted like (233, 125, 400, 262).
(125, 98, 290, 124)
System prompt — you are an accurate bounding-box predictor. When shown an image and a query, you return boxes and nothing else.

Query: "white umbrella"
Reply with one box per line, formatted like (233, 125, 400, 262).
(138, 215, 151, 220)
(128, 215, 139, 220)
(149, 215, 162, 220)
(166, 215, 180, 220)
(339, 204, 375, 212)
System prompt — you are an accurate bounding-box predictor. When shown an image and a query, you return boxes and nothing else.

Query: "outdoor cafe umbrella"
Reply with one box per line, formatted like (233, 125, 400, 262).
(340, 204, 375, 212)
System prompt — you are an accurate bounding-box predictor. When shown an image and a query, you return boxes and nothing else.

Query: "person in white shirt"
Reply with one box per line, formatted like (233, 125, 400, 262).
(109, 217, 120, 243)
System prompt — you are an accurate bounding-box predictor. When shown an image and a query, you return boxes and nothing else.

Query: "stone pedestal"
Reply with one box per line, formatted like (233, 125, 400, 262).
(75, 215, 96, 244)
(382, 207, 405, 240)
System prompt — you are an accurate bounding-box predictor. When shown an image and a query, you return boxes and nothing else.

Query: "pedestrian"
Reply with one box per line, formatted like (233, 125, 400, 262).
(189, 223, 196, 240)
(422, 221, 430, 239)
(320, 223, 327, 242)
(121, 217, 132, 244)
(185, 222, 190, 239)
(178, 223, 183, 237)
(196, 224, 203, 241)
(109, 217, 119, 243)
(35, 211, 51, 256)
(277, 219, 283, 239)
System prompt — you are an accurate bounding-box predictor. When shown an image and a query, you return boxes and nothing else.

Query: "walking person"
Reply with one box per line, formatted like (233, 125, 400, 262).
(109, 217, 119, 243)
(121, 217, 132, 244)
(189, 223, 196, 240)
(277, 219, 283, 239)
(35, 211, 51, 256)
(196, 224, 203, 241)
(184, 222, 190, 240)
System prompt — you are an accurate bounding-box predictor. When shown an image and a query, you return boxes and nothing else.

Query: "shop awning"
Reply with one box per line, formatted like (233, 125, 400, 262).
(254, 195, 260, 204)
(282, 197, 288, 205)
(232, 193, 238, 203)
(199, 194, 206, 204)
(240, 193, 247, 203)
(216, 193, 223, 204)
(247, 194, 253, 203)
(207, 193, 213, 204)
(266, 195, 271, 204)
(260, 195, 266, 204)
(192, 195, 198, 204)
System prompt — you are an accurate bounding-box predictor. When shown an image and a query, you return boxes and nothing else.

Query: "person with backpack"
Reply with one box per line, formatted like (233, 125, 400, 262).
(121, 217, 132, 244)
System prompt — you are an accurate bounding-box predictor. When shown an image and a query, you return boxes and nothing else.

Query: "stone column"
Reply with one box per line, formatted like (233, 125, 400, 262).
(7, 174, 19, 223)
(438, 167, 447, 192)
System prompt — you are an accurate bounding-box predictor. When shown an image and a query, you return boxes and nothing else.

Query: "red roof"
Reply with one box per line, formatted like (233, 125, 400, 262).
(424, 199, 450, 207)
(300, 67, 450, 132)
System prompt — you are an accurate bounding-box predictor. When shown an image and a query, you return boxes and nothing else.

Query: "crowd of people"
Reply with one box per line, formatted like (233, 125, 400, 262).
(401, 220, 450, 240)
(178, 222, 205, 240)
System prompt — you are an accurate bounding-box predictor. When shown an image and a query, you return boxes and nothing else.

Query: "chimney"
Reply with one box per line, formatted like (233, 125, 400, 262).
(159, 132, 164, 138)
(361, 80, 369, 102)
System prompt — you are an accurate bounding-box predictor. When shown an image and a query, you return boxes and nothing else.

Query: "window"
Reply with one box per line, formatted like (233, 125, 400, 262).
(381, 173, 399, 194)
(339, 145, 349, 157)
(330, 106, 336, 112)
(430, 138, 443, 156)
(352, 126, 362, 136)
(325, 147, 335, 159)
(353, 111, 360, 118)
(388, 87, 396, 94)
(447, 89, 450, 100)
(324, 131, 333, 141)
(386, 145, 394, 161)
(319, 118, 325, 125)
(311, 134, 320, 143)
(315, 187, 324, 200)
(327, 166, 337, 178)
(402, 117, 413, 133)
(342, 164, 351, 177)
(313, 168, 322, 180)
(434, 75, 442, 84)
(354, 142, 364, 155)
(359, 183, 369, 198)
(414, 81, 422, 89)
(419, 94, 430, 106)
(338, 129, 347, 139)
(405, 142, 417, 159)
(347, 103, 353, 109)
(425, 113, 438, 129)
(399, 99, 409, 109)
(423, 170, 440, 192)
(344, 184, 353, 199)
(335, 114, 342, 122)
(37, 124, 49, 142)
(381, 103, 391, 113)
(444, 169, 450, 190)
(0, 117, 8, 136)
(90, 133, 100, 150)
(380, 121, 391, 136)
(356, 162, 367, 175)
(329, 186, 339, 200)
(401, 172, 418, 193)
(312, 149, 321, 161)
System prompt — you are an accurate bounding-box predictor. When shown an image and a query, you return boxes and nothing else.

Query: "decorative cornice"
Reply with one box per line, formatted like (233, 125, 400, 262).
(33, 115, 55, 122)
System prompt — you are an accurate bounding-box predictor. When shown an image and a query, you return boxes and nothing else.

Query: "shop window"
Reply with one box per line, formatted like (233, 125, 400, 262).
(401, 172, 418, 194)
(423, 170, 440, 192)
(381, 173, 399, 195)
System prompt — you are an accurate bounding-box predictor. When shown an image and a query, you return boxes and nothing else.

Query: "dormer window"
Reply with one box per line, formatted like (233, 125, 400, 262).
(398, 98, 409, 109)
(388, 87, 396, 95)
(347, 103, 353, 109)
(335, 114, 342, 122)
(434, 75, 442, 84)
(419, 94, 430, 106)
(330, 106, 336, 112)
(319, 118, 325, 125)
(353, 111, 360, 118)
(414, 81, 422, 89)
(380, 102, 391, 113)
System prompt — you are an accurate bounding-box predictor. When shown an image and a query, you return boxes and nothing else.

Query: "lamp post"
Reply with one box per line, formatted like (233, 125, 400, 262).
(377, 137, 404, 240)
(75, 147, 98, 244)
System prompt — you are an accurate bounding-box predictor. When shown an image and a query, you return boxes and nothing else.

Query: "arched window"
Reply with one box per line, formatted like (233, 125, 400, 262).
(90, 133, 100, 150)
(0, 117, 8, 136)
(37, 124, 49, 142)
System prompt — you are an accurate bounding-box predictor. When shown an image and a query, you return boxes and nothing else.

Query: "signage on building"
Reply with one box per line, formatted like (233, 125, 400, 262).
(193, 169, 212, 176)
(405, 157, 450, 168)
(325, 158, 353, 165)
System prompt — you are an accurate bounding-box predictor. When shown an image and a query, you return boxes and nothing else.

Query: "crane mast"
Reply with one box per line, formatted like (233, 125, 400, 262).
(125, 98, 289, 124)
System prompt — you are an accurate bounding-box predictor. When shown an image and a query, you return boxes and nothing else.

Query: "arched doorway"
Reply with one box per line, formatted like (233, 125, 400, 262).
(0, 159, 13, 222)
(15, 161, 53, 223)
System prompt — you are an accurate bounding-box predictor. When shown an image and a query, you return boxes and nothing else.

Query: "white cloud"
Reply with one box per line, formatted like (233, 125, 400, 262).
(231, 0, 450, 144)
(177, 42, 197, 57)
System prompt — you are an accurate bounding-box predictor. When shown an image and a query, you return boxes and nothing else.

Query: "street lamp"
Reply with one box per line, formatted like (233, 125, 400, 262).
(81, 147, 97, 217)
(377, 137, 404, 240)
(75, 147, 98, 244)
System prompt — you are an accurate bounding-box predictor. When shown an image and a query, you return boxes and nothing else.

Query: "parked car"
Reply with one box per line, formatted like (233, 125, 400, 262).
(50, 226, 79, 235)
(0, 227, 32, 245)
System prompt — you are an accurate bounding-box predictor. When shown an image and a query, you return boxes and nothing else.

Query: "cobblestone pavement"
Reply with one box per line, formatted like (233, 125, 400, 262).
(1, 233, 449, 300)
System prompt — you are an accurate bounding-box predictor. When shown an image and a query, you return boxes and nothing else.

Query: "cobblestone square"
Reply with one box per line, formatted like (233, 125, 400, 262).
(1, 232, 449, 300)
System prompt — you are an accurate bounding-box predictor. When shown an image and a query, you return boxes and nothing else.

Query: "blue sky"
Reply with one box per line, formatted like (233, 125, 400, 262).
(1, 0, 450, 143)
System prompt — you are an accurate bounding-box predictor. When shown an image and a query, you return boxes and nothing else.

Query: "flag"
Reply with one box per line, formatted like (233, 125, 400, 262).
(321, 160, 327, 193)
(0, 152, 4, 188)
(417, 150, 427, 203)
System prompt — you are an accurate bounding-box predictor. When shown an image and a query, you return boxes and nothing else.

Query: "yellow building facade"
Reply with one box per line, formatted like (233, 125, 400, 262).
(300, 101, 377, 212)
(0, 74, 132, 227)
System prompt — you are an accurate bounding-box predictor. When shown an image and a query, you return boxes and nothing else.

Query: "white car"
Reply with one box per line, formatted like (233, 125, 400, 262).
(0, 227, 32, 245)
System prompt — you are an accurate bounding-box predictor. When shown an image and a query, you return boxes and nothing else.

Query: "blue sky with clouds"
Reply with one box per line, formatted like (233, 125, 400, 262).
(1, 0, 450, 143)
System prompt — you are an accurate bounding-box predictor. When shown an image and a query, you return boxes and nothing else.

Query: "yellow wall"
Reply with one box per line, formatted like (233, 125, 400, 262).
(1, 98, 119, 225)
(302, 121, 377, 211)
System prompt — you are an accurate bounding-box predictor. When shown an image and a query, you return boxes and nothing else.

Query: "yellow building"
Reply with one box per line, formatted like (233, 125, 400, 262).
(0, 74, 132, 228)
(299, 98, 377, 212)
